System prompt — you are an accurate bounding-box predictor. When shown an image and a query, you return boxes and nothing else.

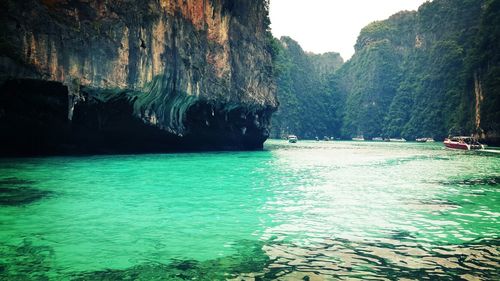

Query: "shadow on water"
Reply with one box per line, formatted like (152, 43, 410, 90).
(0, 178, 36, 185)
(388, 230, 415, 241)
(70, 240, 273, 281)
(441, 176, 500, 187)
(0, 239, 55, 280)
(0, 177, 53, 206)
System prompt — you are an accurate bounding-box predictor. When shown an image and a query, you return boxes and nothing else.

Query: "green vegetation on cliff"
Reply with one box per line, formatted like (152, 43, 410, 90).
(270, 37, 343, 139)
(272, 0, 499, 144)
(340, 0, 498, 141)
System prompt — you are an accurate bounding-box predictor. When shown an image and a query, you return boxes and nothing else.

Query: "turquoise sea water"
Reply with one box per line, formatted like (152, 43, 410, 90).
(0, 140, 499, 280)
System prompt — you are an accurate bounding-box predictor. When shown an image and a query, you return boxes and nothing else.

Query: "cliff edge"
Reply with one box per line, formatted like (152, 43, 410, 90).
(0, 0, 277, 155)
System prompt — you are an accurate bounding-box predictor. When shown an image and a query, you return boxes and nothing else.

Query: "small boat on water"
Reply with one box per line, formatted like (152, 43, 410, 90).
(416, 137, 435, 142)
(444, 136, 484, 150)
(389, 138, 407, 142)
(352, 136, 365, 141)
(287, 135, 298, 143)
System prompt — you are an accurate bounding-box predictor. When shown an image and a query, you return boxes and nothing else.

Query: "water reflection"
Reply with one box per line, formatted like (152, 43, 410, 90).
(0, 141, 498, 280)
(257, 236, 500, 280)
(258, 141, 499, 279)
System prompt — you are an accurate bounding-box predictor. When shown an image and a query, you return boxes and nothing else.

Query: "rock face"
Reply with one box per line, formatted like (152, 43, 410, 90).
(336, 0, 499, 144)
(270, 37, 344, 139)
(0, 0, 277, 155)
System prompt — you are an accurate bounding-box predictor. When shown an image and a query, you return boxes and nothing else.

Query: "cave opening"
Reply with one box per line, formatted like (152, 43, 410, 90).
(0, 80, 272, 155)
(184, 101, 269, 150)
(0, 79, 70, 155)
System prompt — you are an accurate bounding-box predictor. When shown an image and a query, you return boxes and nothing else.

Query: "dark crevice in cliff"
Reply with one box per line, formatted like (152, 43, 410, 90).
(127, 27, 140, 86)
(171, 13, 179, 96)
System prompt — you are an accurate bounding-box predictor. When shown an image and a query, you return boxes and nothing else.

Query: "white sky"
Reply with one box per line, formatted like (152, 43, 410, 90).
(269, 0, 429, 60)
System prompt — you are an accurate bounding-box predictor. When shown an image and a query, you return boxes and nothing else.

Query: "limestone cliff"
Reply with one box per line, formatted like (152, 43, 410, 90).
(337, 0, 499, 144)
(270, 37, 344, 139)
(0, 0, 277, 155)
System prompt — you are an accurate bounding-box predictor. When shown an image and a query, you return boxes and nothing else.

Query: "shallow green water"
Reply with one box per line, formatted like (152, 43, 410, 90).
(0, 140, 499, 280)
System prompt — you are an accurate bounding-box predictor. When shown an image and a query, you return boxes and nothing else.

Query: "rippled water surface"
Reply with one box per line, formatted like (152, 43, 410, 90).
(0, 140, 499, 280)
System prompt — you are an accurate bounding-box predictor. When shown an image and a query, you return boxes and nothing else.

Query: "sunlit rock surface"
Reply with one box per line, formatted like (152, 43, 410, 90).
(0, 0, 277, 155)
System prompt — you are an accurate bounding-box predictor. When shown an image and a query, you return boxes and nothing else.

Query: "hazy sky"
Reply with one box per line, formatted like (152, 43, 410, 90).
(269, 0, 428, 60)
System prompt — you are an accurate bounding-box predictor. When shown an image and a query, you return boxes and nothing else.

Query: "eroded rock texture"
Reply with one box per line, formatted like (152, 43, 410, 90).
(0, 0, 277, 155)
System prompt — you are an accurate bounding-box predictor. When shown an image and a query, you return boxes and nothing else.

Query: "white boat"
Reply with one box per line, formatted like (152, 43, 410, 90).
(389, 138, 407, 142)
(416, 137, 435, 142)
(352, 137, 365, 141)
(287, 135, 298, 143)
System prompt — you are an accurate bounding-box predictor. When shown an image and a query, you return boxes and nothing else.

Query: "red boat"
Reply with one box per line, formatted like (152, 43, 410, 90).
(444, 136, 484, 150)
